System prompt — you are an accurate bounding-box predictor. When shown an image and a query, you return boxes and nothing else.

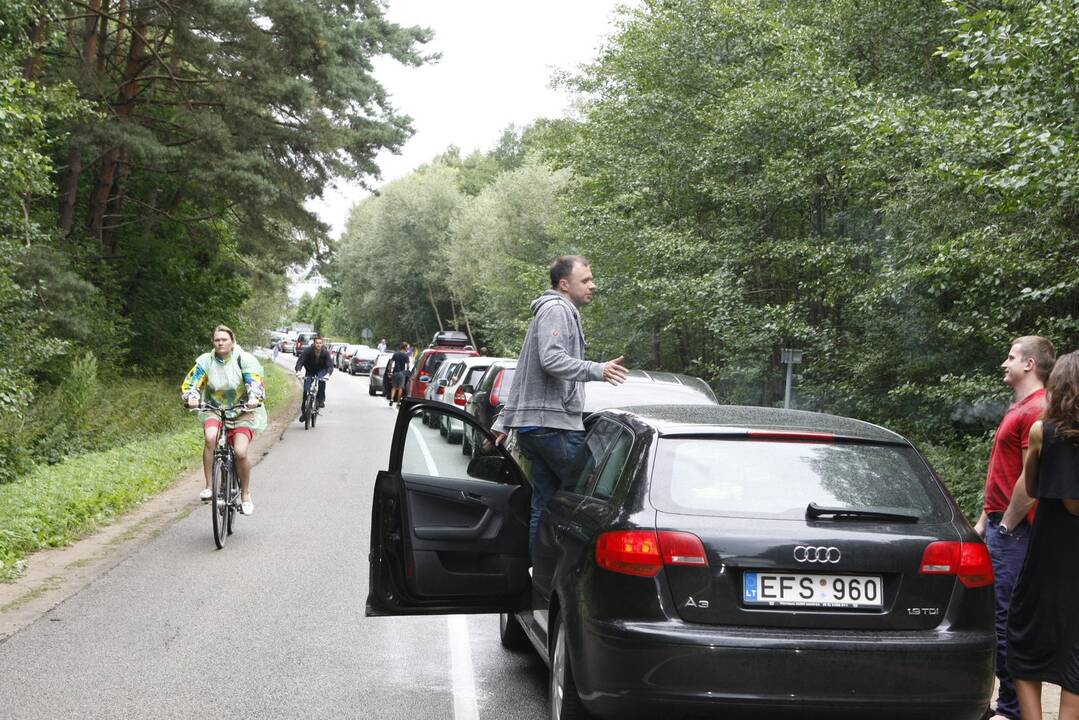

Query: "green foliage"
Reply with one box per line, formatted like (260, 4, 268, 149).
(326, 0, 1075, 520)
(0, 431, 201, 580)
(335, 164, 466, 343)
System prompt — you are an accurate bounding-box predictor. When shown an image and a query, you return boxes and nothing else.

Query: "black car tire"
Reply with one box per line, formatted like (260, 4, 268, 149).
(368, 386, 376, 396)
(461, 428, 472, 455)
(499, 612, 529, 652)
(550, 612, 590, 720)
(439, 416, 448, 437)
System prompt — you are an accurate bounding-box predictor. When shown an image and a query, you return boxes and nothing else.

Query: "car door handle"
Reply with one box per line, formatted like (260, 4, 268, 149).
(460, 490, 485, 503)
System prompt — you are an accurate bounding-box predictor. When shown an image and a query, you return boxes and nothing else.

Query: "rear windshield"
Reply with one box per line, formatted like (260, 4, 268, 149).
(650, 438, 950, 521)
(500, 368, 516, 393)
(464, 367, 487, 386)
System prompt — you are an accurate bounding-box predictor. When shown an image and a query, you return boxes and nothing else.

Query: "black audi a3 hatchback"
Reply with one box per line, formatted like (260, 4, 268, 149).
(366, 402, 995, 720)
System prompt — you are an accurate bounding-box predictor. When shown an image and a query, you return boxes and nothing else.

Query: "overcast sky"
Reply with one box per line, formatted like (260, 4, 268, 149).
(304, 0, 631, 244)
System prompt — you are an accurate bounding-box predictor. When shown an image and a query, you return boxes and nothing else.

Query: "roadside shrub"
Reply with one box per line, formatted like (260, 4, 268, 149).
(918, 434, 994, 522)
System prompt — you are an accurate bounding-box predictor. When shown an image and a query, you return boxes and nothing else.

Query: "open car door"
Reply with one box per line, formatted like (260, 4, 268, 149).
(366, 401, 532, 616)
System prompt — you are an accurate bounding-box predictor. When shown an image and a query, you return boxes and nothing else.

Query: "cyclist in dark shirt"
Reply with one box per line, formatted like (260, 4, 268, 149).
(388, 342, 411, 408)
(295, 335, 333, 420)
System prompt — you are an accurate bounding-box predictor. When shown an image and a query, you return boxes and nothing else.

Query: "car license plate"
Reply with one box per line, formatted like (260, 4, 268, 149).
(742, 572, 883, 609)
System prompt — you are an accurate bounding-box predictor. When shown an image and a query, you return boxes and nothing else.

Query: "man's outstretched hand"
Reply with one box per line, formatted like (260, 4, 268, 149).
(603, 356, 629, 385)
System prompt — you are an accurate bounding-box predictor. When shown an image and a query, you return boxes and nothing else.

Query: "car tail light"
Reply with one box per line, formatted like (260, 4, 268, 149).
(435, 385, 444, 396)
(453, 387, 467, 406)
(596, 530, 708, 577)
(490, 370, 504, 406)
(919, 541, 993, 588)
(658, 531, 709, 566)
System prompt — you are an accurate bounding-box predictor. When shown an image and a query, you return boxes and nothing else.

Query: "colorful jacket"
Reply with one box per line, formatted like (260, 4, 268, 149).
(181, 345, 267, 431)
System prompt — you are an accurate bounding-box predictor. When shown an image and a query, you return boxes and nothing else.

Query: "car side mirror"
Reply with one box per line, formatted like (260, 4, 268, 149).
(460, 384, 474, 394)
(419, 375, 430, 383)
(467, 455, 504, 482)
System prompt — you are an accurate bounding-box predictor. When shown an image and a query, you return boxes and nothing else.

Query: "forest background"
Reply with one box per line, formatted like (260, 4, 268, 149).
(1, 0, 1076, 522)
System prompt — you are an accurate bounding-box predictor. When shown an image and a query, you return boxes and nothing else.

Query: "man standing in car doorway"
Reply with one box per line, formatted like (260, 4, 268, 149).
(973, 335, 1055, 720)
(492, 255, 629, 555)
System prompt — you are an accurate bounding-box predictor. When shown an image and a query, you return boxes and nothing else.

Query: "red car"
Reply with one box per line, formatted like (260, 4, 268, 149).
(406, 331, 477, 400)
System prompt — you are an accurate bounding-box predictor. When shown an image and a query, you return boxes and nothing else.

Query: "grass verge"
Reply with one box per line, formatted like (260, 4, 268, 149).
(0, 362, 294, 581)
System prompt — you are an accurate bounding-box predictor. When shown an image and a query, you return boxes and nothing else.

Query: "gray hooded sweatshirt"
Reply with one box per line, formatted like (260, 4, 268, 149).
(492, 290, 605, 433)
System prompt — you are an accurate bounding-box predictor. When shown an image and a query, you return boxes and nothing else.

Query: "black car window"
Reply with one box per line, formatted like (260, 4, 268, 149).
(400, 407, 510, 484)
(567, 419, 623, 495)
(591, 428, 633, 500)
(464, 367, 487, 386)
(650, 439, 950, 521)
(424, 352, 447, 377)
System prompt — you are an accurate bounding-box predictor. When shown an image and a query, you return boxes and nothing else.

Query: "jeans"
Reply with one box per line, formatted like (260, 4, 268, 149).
(515, 428, 585, 555)
(986, 517, 1031, 720)
(302, 376, 326, 412)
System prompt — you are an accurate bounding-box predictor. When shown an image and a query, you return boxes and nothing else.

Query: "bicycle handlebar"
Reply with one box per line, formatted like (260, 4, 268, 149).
(186, 402, 262, 413)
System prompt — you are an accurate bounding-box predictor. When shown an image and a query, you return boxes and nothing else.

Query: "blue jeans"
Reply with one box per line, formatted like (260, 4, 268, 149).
(986, 517, 1031, 720)
(516, 428, 585, 554)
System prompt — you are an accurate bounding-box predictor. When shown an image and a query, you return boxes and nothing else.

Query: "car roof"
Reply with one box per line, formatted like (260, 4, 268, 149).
(456, 355, 510, 367)
(583, 370, 717, 411)
(604, 404, 906, 444)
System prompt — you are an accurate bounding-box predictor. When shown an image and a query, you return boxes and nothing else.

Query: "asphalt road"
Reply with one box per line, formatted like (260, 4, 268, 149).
(0, 355, 548, 720)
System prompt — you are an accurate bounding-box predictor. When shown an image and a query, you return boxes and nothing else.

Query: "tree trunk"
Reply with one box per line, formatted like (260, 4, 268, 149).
(426, 285, 444, 331)
(96, 0, 111, 74)
(23, 20, 47, 79)
(58, 146, 83, 234)
(88, 8, 148, 243)
(458, 297, 476, 348)
(59, 1, 104, 234)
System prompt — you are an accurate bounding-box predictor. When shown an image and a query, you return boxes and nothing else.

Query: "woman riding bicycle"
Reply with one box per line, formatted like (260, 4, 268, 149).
(182, 325, 266, 515)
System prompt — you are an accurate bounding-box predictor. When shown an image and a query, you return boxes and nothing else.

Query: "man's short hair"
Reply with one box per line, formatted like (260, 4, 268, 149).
(550, 255, 590, 289)
(313, 334, 323, 341)
(400, 341, 408, 350)
(1012, 335, 1056, 382)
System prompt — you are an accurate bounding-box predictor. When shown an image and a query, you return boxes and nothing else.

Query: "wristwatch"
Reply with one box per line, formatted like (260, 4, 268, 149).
(998, 523, 1013, 536)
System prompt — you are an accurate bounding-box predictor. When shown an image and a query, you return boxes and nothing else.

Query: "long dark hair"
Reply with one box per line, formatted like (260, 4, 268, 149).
(1044, 351, 1079, 439)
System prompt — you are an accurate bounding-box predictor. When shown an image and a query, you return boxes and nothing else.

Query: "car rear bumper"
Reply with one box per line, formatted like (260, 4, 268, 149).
(574, 617, 993, 720)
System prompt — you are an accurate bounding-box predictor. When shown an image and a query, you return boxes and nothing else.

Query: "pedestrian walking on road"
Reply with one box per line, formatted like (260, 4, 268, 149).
(973, 335, 1056, 720)
(388, 342, 411, 407)
(1007, 350, 1079, 720)
(492, 255, 628, 555)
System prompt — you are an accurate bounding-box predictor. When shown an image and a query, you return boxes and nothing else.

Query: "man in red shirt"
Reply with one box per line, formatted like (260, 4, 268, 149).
(974, 335, 1055, 720)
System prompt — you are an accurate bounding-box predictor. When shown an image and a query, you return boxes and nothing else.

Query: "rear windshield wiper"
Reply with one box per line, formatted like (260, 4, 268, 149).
(806, 502, 919, 522)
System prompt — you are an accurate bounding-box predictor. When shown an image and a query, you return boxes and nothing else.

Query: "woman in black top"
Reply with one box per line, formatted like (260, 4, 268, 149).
(1007, 351, 1079, 720)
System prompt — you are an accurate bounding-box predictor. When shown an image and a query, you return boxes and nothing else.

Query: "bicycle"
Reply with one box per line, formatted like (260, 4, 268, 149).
(192, 402, 257, 548)
(300, 373, 329, 430)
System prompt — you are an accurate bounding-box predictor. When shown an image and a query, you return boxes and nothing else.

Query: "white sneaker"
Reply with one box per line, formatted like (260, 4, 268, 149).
(200, 488, 212, 502)
(241, 500, 254, 516)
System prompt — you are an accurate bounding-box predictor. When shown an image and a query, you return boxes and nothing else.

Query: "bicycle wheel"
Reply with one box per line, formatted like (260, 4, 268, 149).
(311, 405, 318, 427)
(226, 461, 238, 536)
(211, 457, 229, 548)
(304, 403, 311, 430)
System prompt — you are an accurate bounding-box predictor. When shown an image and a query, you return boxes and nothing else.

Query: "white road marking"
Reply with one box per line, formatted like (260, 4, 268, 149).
(413, 421, 440, 475)
(419, 422, 480, 718)
(449, 614, 480, 720)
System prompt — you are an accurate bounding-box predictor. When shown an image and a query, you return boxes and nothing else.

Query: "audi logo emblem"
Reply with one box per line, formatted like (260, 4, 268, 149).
(793, 545, 841, 563)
